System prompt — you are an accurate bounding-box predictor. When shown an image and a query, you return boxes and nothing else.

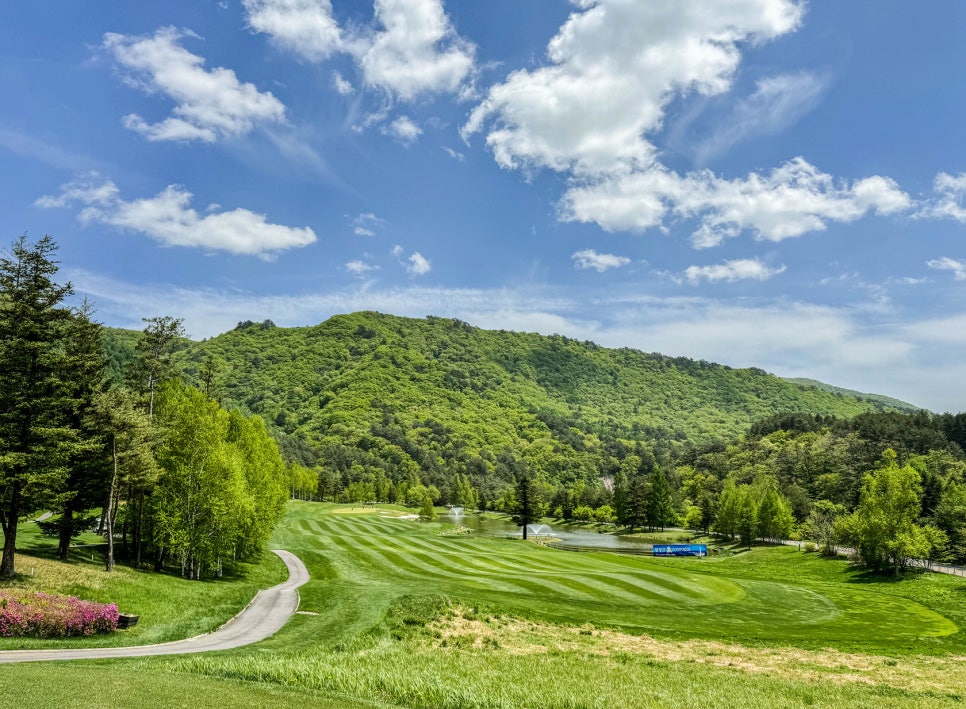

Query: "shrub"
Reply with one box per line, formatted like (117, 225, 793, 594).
(0, 592, 118, 637)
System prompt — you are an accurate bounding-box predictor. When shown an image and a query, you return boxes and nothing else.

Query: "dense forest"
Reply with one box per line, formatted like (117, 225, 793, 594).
(98, 311, 966, 567)
(100, 312, 907, 505)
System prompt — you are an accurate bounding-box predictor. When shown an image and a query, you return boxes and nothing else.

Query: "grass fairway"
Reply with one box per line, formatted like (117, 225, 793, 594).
(4, 502, 966, 707)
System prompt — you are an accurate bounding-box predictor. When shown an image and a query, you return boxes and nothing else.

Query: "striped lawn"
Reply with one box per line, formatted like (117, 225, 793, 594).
(277, 503, 957, 647)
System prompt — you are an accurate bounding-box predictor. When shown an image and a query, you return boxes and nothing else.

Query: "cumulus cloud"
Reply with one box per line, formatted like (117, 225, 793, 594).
(927, 257, 966, 281)
(382, 115, 422, 145)
(684, 258, 785, 284)
(562, 159, 910, 248)
(392, 244, 431, 275)
(36, 175, 315, 257)
(572, 249, 631, 272)
(406, 251, 431, 275)
(243, 0, 343, 61)
(464, 0, 803, 175)
(358, 0, 475, 100)
(103, 27, 286, 142)
(242, 0, 474, 102)
(465, 0, 914, 247)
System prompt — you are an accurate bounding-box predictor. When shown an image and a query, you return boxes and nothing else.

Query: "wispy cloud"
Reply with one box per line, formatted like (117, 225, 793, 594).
(572, 249, 630, 272)
(684, 258, 786, 284)
(676, 72, 830, 164)
(69, 269, 966, 409)
(37, 174, 315, 257)
(927, 256, 966, 280)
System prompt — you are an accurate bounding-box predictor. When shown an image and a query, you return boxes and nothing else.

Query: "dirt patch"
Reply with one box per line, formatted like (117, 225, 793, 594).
(425, 607, 966, 695)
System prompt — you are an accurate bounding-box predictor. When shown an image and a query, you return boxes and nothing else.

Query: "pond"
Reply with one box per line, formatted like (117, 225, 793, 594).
(441, 511, 677, 551)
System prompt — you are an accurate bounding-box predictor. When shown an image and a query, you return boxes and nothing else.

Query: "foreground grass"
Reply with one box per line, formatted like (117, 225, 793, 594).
(4, 502, 966, 707)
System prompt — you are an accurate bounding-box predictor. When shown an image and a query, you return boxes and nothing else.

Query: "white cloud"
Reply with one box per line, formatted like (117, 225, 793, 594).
(572, 249, 630, 272)
(927, 257, 966, 281)
(243, 0, 343, 61)
(37, 175, 315, 257)
(350, 212, 385, 237)
(562, 158, 911, 248)
(382, 115, 422, 145)
(358, 0, 475, 101)
(684, 258, 785, 284)
(345, 259, 379, 276)
(407, 251, 432, 275)
(920, 172, 966, 222)
(465, 0, 803, 175)
(332, 70, 353, 95)
(103, 27, 286, 143)
(444, 146, 465, 162)
(241, 0, 475, 104)
(466, 0, 914, 247)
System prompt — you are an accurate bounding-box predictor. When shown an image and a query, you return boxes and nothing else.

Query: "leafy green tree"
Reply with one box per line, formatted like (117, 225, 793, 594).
(593, 504, 614, 524)
(735, 487, 757, 547)
(935, 482, 966, 562)
(0, 236, 74, 579)
(714, 479, 740, 540)
(93, 387, 158, 572)
(754, 477, 793, 542)
(419, 495, 437, 521)
(842, 449, 935, 574)
(807, 500, 845, 556)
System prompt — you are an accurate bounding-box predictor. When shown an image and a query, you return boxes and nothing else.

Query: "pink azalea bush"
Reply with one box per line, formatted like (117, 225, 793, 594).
(0, 592, 119, 637)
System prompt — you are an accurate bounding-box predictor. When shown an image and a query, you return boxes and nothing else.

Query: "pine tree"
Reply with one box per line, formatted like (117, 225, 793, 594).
(510, 472, 538, 540)
(646, 467, 676, 531)
(0, 236, 75, 578)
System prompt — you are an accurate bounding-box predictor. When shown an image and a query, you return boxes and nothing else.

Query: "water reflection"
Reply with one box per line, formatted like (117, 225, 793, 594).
(443, 512, 655, 550)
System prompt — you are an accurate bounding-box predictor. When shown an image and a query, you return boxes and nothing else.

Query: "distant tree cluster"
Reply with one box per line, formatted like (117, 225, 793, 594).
(0, 236, 289, 580)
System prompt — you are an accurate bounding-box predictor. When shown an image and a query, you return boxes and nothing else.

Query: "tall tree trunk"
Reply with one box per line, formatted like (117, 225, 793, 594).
(105, 438, 118, 572)
(0, 487, 21, 579)
(57, 506, 74, 561)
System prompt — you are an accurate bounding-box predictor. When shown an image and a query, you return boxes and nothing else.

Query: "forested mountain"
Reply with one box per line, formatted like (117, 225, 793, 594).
(104, 312, 909, 499)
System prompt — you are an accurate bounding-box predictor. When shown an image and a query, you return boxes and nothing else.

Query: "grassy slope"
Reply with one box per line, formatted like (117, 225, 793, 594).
(6, 503, 966, 707)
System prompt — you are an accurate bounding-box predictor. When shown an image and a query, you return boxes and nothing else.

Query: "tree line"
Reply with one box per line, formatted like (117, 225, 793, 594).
(0, 236, 290, 580)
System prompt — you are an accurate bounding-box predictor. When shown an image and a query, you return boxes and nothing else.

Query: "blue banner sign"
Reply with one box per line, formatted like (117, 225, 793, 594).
(653, 544, 707, 557)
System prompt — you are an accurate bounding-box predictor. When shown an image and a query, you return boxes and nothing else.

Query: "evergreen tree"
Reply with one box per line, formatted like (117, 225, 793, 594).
(0, 236, 74, 579)
(646, 467, 675, 531)
(53, 301, 110, 561)
(510, 472, 538, 540)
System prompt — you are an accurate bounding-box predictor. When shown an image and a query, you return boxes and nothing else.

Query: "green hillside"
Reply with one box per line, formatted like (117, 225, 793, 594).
(105, 312, 911, 493)
(782, 377, 921, 413)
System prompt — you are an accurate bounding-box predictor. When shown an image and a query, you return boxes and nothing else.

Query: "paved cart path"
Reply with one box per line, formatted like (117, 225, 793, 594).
(0, 549, 308, 663)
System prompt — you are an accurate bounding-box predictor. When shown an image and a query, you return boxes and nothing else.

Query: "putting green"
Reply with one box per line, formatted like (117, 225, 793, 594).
(284, 504, 958, 647)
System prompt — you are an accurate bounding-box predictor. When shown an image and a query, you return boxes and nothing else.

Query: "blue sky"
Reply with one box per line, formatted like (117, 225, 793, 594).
(3, 0, 966, 411)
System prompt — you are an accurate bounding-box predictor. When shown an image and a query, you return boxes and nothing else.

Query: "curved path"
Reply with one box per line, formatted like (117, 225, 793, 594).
(0, 549, 309, 664)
